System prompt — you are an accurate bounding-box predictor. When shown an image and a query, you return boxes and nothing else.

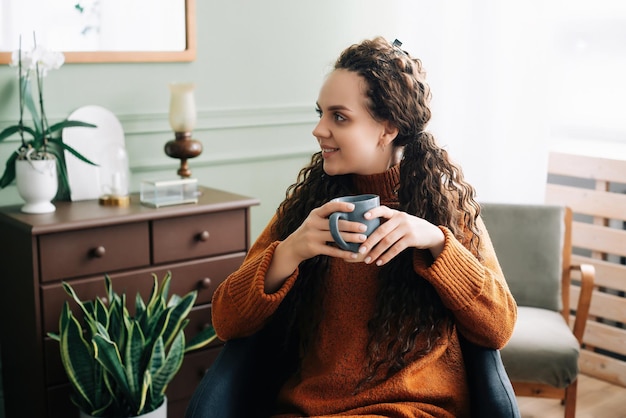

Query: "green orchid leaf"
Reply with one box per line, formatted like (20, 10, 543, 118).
(0, 151, 19, 188)
(49, 119, 97, 133)
(0, 125, 26, 142)
(48, 137, 98, 166)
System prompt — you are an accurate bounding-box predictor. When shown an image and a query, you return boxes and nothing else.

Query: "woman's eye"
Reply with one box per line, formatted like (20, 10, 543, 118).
(334, 113, 346, 122)
(315, 107, 322, 118)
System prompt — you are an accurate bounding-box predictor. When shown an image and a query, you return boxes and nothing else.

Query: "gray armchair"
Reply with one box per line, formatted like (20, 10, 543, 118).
(481, 203, 595, 418)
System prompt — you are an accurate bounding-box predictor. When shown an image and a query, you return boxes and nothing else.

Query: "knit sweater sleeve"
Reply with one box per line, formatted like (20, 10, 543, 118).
(211, 216, 299, 341)
(413, 216, 517, 349)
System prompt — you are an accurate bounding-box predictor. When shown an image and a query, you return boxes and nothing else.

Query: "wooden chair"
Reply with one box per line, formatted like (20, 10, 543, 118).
(481, 203, 595, 418)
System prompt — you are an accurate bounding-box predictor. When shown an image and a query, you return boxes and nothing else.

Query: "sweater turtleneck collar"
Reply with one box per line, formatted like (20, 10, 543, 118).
(351, 164, 400, 206)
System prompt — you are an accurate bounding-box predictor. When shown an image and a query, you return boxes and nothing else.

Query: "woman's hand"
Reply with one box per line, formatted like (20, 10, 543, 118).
(358, 206, 445, 266)
(265, 200, 366, 292)
(282, 200, 368, 262)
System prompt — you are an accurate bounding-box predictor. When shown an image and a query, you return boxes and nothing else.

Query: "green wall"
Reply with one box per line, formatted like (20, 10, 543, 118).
(0, 1, 412, 240)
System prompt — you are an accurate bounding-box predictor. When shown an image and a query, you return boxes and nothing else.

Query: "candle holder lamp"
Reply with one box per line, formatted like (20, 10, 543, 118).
(164, 82, 202, 178)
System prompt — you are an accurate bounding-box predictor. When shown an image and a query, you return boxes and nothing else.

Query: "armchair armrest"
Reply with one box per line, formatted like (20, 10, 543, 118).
(570, 263, 595, 344)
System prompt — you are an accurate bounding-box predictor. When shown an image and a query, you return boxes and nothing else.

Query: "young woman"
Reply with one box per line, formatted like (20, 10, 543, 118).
(209, 37, 516, 417)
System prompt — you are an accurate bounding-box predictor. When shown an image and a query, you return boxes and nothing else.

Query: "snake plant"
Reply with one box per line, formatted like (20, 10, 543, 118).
(48, 272, 217, 417)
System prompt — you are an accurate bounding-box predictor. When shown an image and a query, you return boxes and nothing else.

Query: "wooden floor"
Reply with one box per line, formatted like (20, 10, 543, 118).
(516, 374, 626, 418)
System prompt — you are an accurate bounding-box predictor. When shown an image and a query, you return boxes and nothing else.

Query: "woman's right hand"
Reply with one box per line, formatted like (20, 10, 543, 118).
(264, 200, 367, 292)
(286, 200, 369, 261)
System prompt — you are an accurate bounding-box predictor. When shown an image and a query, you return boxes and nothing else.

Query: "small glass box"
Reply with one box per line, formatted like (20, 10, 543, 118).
(140, 178, 199, 208)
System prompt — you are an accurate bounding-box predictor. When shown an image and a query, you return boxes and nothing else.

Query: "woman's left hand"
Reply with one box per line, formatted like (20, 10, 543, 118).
(359, 206, 445, 266)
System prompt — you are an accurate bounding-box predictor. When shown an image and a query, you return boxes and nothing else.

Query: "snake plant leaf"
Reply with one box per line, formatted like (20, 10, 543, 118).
(144, 307, 169, 350)
(161, 292, 196, 348)
(148, 336, 166, 379)
(146, 274, 161, 317)
(185, 325, 218, 353)
(143, 337, 166, 414)
(92, 333, 134, 409)
(124, 321, 146, 404)
(105, 275, 114, 301)
(137, 368, 152, 415)
(157, 271, 172, 304)
(135, 293, 148, 330)
(58, 303, 98, 412)
(167, 293, 182, 308)
(87, 401, 112, 418)
(151, 331, 185, 397)
(93, 297, 109, 329)
(62, 281, 97, 327)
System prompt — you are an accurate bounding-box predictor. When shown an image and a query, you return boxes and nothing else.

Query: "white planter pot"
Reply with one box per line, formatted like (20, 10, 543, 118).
(78, 397, 167, 418)
(15, 158, 58, 214)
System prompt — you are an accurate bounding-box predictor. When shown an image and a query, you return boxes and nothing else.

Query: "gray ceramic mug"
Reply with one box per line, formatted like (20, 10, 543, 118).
(329, 194, 380, 252)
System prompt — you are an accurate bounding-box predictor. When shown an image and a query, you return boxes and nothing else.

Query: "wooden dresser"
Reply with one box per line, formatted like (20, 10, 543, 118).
(0, 186, 259, 418)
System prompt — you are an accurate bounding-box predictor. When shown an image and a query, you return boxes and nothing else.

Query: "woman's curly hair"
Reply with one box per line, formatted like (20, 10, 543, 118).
(271, 37, 482, 391)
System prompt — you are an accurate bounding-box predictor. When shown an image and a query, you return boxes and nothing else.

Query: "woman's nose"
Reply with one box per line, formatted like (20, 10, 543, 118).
(312, 118, 329, 139)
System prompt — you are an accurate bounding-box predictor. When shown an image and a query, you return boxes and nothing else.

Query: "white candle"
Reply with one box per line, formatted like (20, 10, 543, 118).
(169, 82, 197, 132)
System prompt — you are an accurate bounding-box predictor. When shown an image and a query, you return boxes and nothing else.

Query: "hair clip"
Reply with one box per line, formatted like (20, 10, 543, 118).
(392, 39, 403, 48)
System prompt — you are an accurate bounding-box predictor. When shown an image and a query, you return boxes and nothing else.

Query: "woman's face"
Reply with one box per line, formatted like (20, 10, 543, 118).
(313, 69, 397, 176)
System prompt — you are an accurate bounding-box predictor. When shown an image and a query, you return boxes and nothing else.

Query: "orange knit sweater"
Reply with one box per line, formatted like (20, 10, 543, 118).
(212, 166, 517, 417)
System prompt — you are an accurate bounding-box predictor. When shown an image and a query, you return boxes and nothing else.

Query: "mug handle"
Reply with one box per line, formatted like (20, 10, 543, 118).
(329, 212, 351, 251)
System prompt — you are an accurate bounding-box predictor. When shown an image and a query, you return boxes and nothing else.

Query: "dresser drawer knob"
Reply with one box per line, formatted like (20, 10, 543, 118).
(198, 231, 210, 241)
(92, 246, 106, 258)
(200, 277, 212, 288)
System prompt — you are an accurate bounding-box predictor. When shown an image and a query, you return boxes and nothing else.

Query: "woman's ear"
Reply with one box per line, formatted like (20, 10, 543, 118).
(380, 121, 399, 147)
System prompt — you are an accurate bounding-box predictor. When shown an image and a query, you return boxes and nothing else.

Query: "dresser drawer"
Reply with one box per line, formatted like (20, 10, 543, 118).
(166, 346, 223, 402)
(39, 222, 150, 282)
(41, 253, 245, 334)
(152, 209, 247, 264)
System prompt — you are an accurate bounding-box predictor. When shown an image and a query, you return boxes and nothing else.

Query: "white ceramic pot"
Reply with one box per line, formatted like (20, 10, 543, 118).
(15, 158, 58, 214)
(78, 398, 167, 418)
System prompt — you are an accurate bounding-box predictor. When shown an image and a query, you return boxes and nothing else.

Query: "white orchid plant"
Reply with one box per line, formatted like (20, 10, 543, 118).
(0, 35, 97, 192)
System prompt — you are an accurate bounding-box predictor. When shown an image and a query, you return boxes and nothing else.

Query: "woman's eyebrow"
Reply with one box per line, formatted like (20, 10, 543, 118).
(316, 102, 352, 112)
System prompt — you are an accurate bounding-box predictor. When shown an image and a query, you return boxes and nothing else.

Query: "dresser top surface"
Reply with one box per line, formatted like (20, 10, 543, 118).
(0, 186, 260, 234)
